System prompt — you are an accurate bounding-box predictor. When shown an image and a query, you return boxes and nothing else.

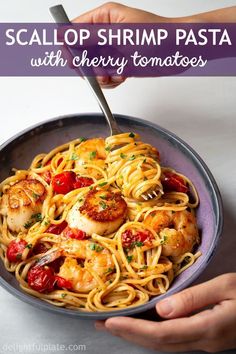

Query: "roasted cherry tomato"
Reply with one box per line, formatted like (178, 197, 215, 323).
(121, 230, 133, 248)
(55, 275, 73, 290)
(6, 239, 27, 262)
(135, 230, 154, 247)
(46, 221, 68, 235)
(73, 176, 94, 189)
(49, 257, 64, 273)
(122, 229, 154, 249)
(62, 226, 87, 240)
(33, 243, 49, 255)
(52, 172, 94, 194)
(162, 171, 189, 193)
(40, 158, 64, 184)
(27, 266, 55, 293)
(52, 171, 76, 194)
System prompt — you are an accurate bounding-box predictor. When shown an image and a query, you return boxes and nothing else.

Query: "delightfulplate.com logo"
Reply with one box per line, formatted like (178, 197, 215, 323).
(0, 342, 87, 353)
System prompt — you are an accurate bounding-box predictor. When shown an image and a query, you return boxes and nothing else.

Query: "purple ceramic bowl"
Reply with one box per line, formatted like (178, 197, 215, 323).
(0, 113, 223, 319)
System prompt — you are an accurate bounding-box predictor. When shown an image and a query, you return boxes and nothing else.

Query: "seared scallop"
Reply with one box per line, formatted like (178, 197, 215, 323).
(0, 179, 46, 233)
(67, 189, 127, 236)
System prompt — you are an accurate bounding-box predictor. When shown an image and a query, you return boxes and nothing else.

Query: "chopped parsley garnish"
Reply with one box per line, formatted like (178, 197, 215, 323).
(89, 151, 97, 160)
(120, 153, 127, 159)
(70, 153, 79, 161)
(129, 132, 135, 138)
(61, 293, 67, 299)
(105, 145, 111, 152)
(37, 163, 42, 168)
(105, 267, 115, 274)
(95, 245, 104, 252)
(89, 243, 104, 252)
(98, 182, 108, 187)
(99, 201, 107, 209)
(129, 155, 136, 161)
(99, 195, 107, 200)
(24, 221, 34, 229)
(160, 235, 168, 245)
(32, 192, 40, 200)
(43, 220, 50, 226)
(89, 186, 93, 190)
(25, 243, 33, 249)
(140, 265, 148, 270)
(31, 213, 42, 222)
(89, 243, 96, 251)
(80, 137, 86, 142)
(133, 241, 143, 247)
(126, 241, 143, 250)
(126, 255, 133, 263)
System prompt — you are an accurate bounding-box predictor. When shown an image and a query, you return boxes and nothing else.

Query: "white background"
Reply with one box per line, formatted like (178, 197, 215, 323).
(0, 1, 236, 354)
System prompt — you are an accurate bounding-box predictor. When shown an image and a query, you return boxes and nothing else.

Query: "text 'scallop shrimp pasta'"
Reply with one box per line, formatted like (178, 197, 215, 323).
(0, 133, 201, 312)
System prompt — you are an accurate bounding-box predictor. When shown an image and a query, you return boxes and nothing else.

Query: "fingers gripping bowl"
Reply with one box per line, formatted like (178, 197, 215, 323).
(0, 114, 223, 319)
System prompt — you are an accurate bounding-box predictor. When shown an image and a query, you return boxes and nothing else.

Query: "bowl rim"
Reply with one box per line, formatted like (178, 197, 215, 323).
(0, 113, 223, 319)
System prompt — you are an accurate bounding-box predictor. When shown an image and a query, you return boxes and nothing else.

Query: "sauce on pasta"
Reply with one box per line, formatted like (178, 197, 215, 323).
(0, 133, 201, 311)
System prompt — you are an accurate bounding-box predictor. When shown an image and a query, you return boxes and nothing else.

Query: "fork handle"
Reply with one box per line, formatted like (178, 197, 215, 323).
(49, 5, 122, 136)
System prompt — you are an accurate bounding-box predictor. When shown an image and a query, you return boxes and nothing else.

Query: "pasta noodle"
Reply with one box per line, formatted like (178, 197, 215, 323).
(0, 133, 201, 312)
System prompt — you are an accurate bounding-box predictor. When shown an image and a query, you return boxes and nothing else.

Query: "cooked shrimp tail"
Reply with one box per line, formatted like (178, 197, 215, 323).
(36, 248, 61, 267)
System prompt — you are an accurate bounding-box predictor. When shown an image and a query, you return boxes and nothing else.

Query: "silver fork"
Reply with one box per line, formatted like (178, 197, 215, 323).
(49, 5, 158, 200)
(142, 190, 159, 201)
(49, 4, 121, 136)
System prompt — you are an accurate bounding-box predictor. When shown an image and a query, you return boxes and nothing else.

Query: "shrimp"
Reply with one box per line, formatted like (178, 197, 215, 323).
(36, 239, 114, 293)
(144, 210, 199, 258)
(75, 138, 106, 179)
(57, 257, 96, 292)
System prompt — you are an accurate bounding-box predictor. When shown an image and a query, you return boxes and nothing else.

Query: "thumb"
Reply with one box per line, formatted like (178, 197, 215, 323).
(156, 274, 228, 319)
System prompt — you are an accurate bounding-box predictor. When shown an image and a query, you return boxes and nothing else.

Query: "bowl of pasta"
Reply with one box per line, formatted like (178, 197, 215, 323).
(0, 113, 223, 319)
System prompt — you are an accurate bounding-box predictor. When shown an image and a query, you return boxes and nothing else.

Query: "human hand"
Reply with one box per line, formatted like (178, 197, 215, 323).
(71, 3, 236, 87)
(72, 2, 167, 88)
(95, 273, 236, 352)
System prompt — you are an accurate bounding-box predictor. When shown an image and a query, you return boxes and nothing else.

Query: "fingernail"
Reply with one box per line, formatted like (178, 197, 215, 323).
(157, 298, 173, 316)
(97, 76, 109, 84)
(111, 76, 124, 83)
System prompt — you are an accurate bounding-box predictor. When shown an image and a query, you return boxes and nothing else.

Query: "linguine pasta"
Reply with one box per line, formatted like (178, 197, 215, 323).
(0, 133, 201, 311)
